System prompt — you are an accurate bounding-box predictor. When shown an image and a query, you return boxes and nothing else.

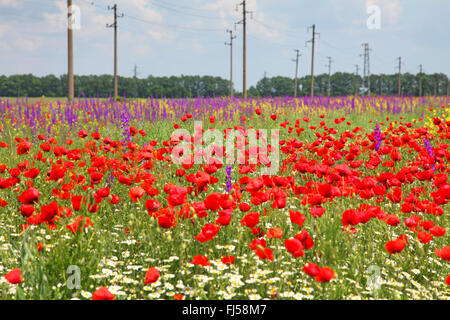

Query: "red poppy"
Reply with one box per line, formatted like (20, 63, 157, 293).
(303, 263, 320, 277)
(289, 210, 305, 227)
(4, 269, 22, 284)
(241, 212, 259, 228)
(129, 187, 145, 202)
(315, 267, 335, 282)
(19, 187, 39, 204)
(284, 238, 304, 258)
(435, 246, 450, 261)
(92, 287, 114, 300)
(40, 201, 59, 222)
(144, 267, 160, 284)
(191, 254, 210, 266)
(417, 231, 433, 244)
(266, 227, 283, 239)
(385, 239, 406, 254)
(220, 256, 235, 265)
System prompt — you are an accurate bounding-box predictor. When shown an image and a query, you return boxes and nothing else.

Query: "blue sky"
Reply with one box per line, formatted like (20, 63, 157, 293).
(0, 0, 449, 90)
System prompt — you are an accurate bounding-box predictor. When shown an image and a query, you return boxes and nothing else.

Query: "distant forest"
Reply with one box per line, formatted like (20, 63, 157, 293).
(0, 72, 448, 98)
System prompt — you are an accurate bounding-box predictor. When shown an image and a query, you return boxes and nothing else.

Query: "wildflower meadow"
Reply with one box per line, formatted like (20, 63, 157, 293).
(0, 95, 448, 300)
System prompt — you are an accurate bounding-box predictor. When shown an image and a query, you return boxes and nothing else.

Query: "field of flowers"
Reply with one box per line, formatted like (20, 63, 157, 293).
(0, 95, 448, 300)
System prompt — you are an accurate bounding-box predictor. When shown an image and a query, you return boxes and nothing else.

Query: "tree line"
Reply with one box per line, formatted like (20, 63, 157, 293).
(0, 72, 448, 98)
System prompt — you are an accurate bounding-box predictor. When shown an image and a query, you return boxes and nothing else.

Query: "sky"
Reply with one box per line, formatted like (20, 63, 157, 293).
(0, 0, 449, 90)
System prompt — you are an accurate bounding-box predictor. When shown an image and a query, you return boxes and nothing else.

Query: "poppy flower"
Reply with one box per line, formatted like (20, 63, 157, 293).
(289, 210, 305, 227)
(191, 254, 210, 266)
(40, 201, 59, 222)
(19, 187, 39, 204)
(385, 239, 406, 254)
(144, 267, 160, 284)
(266, 227, 283, 239)
(20, 204, 35, 218)
(303, 263, 320, 277)
(417, 231, 433, 244)
(241, 212, 259, 228)
(92, 287, 114, 300)
(220, 256, 235, 265)
(167, 186, 187, 207)
(4, 269, 22, 284)
(315, 267, 335, 282)
(435, 246, 450, 261)
(284, 238, 304, 258)
(429, 226, 446, 237)
(295, 230, 314, 250)
(129, 187, 145, 202)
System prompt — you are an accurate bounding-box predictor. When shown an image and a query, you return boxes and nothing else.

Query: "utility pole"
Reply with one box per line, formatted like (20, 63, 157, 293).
(107, 4, 123, 101)
(354, 65, 359, 96)
(306, 24, 319, 100)
(397, 56, 402, 97)
(236, 1, 252, 99)
(225, 29, 236, 98)
(67, 0, 74, 102)
(292, 49, 301, 98)
(360, 43, 371, 96)
(418, 64, 423, 97)
(326, 56, 333, 97)
(133, 64, 139, 99)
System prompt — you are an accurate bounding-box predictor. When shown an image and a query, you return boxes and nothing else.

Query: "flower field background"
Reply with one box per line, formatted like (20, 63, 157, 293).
(0, 96, 449, 300)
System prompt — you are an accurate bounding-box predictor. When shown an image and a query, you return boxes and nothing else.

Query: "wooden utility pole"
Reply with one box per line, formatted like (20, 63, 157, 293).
(354, 65, 359, 96)
(225, 29, 236, 98)
(326, 56, 333, 97)
(237, 1, 252, 99)
(67, 0, 74, 102)
(133, 64, 139, 99)
(107, 4, 123, 100)
(306, 24, 318, 100)
(418, 65, 423, 97)
(293, 49, 301, 98)
(397, 56, 402, 97)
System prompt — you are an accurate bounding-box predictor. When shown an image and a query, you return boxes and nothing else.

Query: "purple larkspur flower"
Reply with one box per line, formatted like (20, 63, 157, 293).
(225, 165, 233, 193)
(423, 139, 436, 171)
(374, 124, 382, 152)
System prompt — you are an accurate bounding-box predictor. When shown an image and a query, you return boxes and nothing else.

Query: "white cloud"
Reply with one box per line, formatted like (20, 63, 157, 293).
(0, 0, 22, 7)
(202, 0, 285, 40)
